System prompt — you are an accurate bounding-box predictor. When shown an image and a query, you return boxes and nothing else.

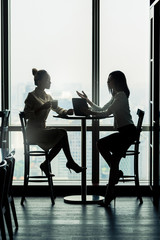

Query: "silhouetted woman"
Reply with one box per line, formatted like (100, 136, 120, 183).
(24, 68, 84, 176)
(77, 70, 138, 207)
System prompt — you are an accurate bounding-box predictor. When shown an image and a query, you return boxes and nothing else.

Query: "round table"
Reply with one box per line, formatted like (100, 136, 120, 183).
(54, 115, 112, 204)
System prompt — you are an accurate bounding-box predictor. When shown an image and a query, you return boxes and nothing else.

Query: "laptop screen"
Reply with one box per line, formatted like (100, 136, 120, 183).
(72, 98, 89, 116)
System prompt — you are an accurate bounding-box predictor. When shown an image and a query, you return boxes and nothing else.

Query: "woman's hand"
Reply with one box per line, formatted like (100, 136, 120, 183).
(66, 109, 74, 115)
(35, 101, 52, 114)
(76, 91, 88, 100)
(76, 90, 94, 107)
(80, 107, 93, 116)
(42, 101, 52, 110)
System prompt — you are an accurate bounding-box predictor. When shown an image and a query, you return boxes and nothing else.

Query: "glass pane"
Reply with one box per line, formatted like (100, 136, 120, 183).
(100, 0, 150, 125)
(10, 0, 92, 126)
(11, 0, 92, 182)
(12, 131, 92, 182)
(99, 0, 149, 182)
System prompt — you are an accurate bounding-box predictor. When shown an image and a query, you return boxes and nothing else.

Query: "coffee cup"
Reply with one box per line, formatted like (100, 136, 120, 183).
(51, 100, 58, 109)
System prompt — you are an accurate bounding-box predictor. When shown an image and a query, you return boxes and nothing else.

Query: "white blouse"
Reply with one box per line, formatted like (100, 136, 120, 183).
(90, 91, 134, 129)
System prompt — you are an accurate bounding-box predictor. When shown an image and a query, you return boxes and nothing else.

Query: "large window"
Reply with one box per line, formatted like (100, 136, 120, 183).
(100, 0, 149, 124)
(10, 0, 92, 182)
(10, 0, 150, 183)
(99, 0, 150, 183)
(11, 0, 92, 126)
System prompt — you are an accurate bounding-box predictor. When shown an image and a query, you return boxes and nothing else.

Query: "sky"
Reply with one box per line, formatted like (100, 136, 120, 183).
(11, 0, 150, 124)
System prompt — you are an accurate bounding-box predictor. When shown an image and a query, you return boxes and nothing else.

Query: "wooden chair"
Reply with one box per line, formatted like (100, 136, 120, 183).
(19, 112, 55, 205)
(5, 153, 18, 231)
(0, 160, 7, 240)
(0, 153, 18, 239)
(0, 110, 10, 158)
(119, 109, 145, 204)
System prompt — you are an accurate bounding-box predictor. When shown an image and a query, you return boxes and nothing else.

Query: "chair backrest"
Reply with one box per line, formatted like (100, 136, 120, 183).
(4, 154, 15, 198)
(19, 111, 28, 146)
(136, 109, 145, 141)
(0, 110, 10, 148)
(0, 160, 7, 206)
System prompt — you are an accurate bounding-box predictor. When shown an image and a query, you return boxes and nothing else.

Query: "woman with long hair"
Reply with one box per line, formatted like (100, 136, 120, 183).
(77, 70, 138, 207)
(24, 68, 85, 176)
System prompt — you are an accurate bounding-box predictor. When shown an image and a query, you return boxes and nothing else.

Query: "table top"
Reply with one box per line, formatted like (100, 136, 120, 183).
(54, 115, 113, 120)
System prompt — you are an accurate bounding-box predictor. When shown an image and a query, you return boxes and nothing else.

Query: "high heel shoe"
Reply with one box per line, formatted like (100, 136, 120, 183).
(114, 170, 124, 184)
(98, 187, 116, 207)
(105, 189, 116, 207)
(66, 161, 86, 173)
(40, 162, 55, 177)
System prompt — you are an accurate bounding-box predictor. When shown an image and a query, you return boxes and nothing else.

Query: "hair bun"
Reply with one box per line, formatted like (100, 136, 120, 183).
(32, 68, 38, 76)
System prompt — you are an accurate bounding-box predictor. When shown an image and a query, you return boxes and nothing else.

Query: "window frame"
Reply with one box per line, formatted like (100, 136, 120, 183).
(2, 0, 150, 186)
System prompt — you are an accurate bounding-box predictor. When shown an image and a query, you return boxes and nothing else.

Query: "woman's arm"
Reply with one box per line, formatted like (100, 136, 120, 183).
(77, 90, 113, 112)
(86, 108, 111, 118)
(49, 95, 73, 116)
(77, 91, 103, 111)
(76, 91, 94, 107)
(89, 92, 125, 117)
(91, 98, 113, 112)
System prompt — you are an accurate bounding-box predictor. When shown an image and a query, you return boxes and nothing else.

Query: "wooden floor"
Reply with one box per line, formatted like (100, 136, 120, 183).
(7, 197, 160, 240)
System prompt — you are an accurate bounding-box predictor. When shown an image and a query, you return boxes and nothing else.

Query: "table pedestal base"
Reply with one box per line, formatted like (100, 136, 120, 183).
(64, 195, 104, 204)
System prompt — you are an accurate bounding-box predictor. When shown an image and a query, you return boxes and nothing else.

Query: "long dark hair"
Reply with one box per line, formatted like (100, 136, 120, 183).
(108, 70, 130, 98)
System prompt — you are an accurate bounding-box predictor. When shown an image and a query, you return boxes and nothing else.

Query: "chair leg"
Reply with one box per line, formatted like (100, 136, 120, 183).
(21, 175, 29, 205)
(10, 196, 18, 229)
(135, 175, 143, 204)
(48, 175, 55, 205)
(0, 209, 6, 240)
(46, 154, 55, 205)
(21, 155, 29, 205)
(4, 202, 13, 239)
(134, 155, 143, 204)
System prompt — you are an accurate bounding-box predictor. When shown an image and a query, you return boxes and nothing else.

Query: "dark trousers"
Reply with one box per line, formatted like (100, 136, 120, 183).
(97, 124, 138, 197)
(97, 124, 138, 167)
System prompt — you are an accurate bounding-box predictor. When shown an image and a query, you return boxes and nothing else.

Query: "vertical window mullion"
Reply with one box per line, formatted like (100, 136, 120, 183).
(92, 0, 100, 185)
(1, 0, 10, 110)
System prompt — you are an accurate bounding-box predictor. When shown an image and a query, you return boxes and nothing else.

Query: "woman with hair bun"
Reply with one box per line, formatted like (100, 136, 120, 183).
(24, 68, 85, 176)
(77, 70, 138, 207)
